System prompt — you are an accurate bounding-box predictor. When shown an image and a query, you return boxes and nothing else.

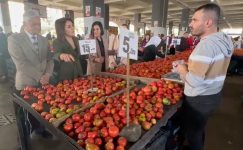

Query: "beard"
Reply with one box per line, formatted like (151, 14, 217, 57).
(190, 25, 205, 37)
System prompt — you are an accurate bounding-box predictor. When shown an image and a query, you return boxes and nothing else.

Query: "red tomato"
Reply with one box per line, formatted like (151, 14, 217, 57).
(75, 126, 85, 135)
(108, 126, 119, 138)
(94, 138, 103, 147)
(84, 113, 93, 122)
(83, 122, 92, 128)
(78, 132, 88, 140)
(93, 118, 103, 127)
(24, 95, 30, 100)
(63, 124, 73, 133)
(116, 146, 125, 150)
(100, 127, 108, 138)
(68, 131, 75, 138)
(105, 142, 114, 150)
(105, 136, 114, 143)
(118, 110, 126, 118)
(90, 107, 97, 115)
(72, 114, 81, 122)
(65, 118, 73, 124)
(85, 138, 94, 145)
(104, 108, 111, 115)
(88, 132, 98, 139)
(77, 140, 85, 147)
(117, 137, 127, 147)
(74, 123, 81, 129)
(156, 112, 162, 119)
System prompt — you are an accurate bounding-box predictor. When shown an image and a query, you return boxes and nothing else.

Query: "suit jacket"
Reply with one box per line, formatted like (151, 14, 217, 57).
(53, 37, 84, 81)
(87, 37, 116, 75)
(8, 31, 54, 90)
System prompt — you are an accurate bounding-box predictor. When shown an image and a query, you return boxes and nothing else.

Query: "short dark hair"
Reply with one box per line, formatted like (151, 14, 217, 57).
(55, 18, 74, 41)
(161, 34, 164, 37)
(90, 21, 104, 38)
(0, 26, 3, 32)
(195, 3, 220, 25)
(121, 24, 129, 28)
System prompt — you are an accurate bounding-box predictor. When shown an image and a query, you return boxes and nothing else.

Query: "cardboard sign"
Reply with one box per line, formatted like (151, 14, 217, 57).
(118, 27, 138, 60)
(172, 39, 181, 45)
(79, 40, 96, 55)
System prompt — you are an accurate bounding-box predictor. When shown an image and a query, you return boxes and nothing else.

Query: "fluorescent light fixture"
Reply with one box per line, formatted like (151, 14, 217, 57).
(211, 0, 214, 2)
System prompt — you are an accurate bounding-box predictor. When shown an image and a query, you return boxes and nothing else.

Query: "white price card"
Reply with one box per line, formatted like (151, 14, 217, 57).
(172, 39, 181, 45)
(79, 39, 97, 55)
(118, 27, 138, 60)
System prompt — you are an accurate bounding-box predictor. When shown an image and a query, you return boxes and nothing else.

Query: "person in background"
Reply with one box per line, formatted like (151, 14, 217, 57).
(109, 24, 128, 69)
(0, 26, 9, 83)
(142, 36, 165, 62)
(77, 34, 81, 40)
(233, 37, 241, 49)
(194, 36, 200, 46)
(8, 10, 54, 138)
(177, 32, 189, 52)
(176, 4, 233, 150)
(168, 34, 176, 55)
(108, 30, 115, 44)
(141, 34, 150, 53)
(241, 38, 243, 49)
(87, 21, 116, 75)
(187, 35, 195, 49)
(81, 34, 85, 40)
(157, 34, 166, 52)
(53, 18, 84, 82)
(46, 31, 52, 40)
(52, 34, 56, 40)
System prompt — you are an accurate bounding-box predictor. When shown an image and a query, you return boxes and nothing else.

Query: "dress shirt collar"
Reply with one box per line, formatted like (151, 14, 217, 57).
(24, 29, 37, 39)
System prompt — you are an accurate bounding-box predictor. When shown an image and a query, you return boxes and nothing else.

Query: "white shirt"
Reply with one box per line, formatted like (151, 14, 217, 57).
(24, 29, 37, 44)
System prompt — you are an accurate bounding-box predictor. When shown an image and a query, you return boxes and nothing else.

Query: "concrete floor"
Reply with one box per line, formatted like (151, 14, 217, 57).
(0, 76, 242, 150)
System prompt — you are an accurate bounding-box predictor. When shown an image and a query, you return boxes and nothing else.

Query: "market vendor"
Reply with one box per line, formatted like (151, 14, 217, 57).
(176, 4, 233, 150)
(8, 10, 54, 91)
(142, 36, 165, 62)
(53, 18, 84, 82)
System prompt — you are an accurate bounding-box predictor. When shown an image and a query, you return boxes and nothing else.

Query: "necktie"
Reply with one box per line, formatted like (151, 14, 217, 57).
(31, 35, 39, 53)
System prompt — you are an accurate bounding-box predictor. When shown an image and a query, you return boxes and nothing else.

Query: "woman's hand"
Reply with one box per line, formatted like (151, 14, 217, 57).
(95, 57, 104, 63)
(60, 54, 75, 62)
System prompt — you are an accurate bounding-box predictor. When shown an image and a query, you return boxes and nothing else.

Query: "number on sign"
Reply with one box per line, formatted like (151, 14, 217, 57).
(82, 44, 90, 53)
(123, 36, 130, 53)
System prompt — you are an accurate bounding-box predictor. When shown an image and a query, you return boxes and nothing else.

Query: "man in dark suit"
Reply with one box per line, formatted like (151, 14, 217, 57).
(0, 26, 9, 83)
(177, 32, 189, 52)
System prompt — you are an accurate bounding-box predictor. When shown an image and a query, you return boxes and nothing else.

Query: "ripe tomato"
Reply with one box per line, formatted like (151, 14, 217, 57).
(94, 138, 103, 147)
(117, 137, 127, 147)
(90, 107, 97, 115)
(68, 131, 75, 138)
(75, 126, 85, 135)
(88, 131, 98, 139)
(93, 118, 104, 127)
(34, 105, 43, 113)
(100, 127, 108, 138)
(118, 110, 126, 118)
(156, 112, 162, 119)
(105, 136, 113, 143)
(65, 118, 73, 124)
(105, 142, 114, 150)
(72, 114, 81, 122)
(74, 123, 81, 129)
(63, 124, 73, 132)
(24, 95, 30, 100)
(116, 146, 125, 150)
(78, 131, 88, 140)
(83, 122, 92, 128)
(85, 138, 94, 145)
(104, 108, 111, 115)
(84, 113, 93, 122)
(108, 126, 119, 138)
(77, 140, 85, 147)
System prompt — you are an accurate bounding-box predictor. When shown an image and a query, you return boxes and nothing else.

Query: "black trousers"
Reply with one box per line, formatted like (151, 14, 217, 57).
(170, 48, 176, 55)
(181, 92, 222, 150)
(0, 55, 9, 80)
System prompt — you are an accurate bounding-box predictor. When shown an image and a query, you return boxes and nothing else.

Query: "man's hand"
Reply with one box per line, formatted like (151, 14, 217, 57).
(95, 57, 104, 63)
(177, 64, 188, 75)
(40, 74, 51, 85)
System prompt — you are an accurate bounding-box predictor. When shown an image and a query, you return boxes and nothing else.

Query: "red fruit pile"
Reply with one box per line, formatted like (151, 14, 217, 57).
(64, 104, 127, 150)
(109, 50, 192, 79)
(20, 75, 126, 120)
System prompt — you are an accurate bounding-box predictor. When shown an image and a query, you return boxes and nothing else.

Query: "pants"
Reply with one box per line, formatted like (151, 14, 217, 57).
(0, 55, 9, 80)
(170, 48, 175, 55)
(181, 92, 222, 150)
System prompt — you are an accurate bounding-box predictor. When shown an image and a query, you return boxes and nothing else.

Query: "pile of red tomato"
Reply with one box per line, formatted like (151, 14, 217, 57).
(62, 79, 183, 150)
(109, 50, 192, 79)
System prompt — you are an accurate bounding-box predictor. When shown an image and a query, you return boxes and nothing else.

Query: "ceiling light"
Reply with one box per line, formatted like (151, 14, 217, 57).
(223, 17, 225, 19)
(210, 0, 214, 2)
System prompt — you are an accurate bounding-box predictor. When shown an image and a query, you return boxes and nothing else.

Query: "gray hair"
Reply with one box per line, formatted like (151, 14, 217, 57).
(23, 10, 40, 23)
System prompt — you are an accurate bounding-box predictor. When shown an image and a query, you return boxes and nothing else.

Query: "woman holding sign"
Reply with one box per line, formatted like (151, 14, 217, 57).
(87, 21, 116, 75)
(53, 18, 84, 82)
(142, 36, 165, 62)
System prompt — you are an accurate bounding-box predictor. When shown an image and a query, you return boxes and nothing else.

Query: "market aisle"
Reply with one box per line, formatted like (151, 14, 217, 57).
(0, 83, 18, 150)
(205, 76, 243, 150)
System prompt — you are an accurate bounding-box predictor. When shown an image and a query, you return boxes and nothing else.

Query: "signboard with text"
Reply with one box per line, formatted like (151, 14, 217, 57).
(79, 40, 96, 55)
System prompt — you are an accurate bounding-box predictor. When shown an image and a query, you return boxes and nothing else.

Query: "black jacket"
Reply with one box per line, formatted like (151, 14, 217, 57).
(142, 45, 165, 62)
(176, 37, 187, 52)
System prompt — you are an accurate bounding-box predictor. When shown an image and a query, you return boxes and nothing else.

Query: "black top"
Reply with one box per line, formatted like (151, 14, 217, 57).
(176, 37, 187, 52)
(0, 32, 10, 59)
(157, 39, 165, 50)
(142, 45, 165, 62)
(97, 38, 106, 72)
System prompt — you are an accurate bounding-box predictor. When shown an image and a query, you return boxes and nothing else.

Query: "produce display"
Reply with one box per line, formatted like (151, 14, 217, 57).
(109, 50, 192, 79)
(19, 75, 127, 121)
(233, 49, 243, 56)
(61, 79, 183, 150)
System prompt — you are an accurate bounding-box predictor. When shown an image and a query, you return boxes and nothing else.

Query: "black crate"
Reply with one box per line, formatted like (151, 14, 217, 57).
(142, 128, 170, 150)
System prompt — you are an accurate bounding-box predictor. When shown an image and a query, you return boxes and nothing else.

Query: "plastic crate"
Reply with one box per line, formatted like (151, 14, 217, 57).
(142, 129, 170, 150)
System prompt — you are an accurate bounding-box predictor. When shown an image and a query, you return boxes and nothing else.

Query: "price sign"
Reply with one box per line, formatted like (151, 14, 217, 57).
(79, 39, 96, 55)
(118, 27, 138, 60)
(172, 39, 181, 45)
